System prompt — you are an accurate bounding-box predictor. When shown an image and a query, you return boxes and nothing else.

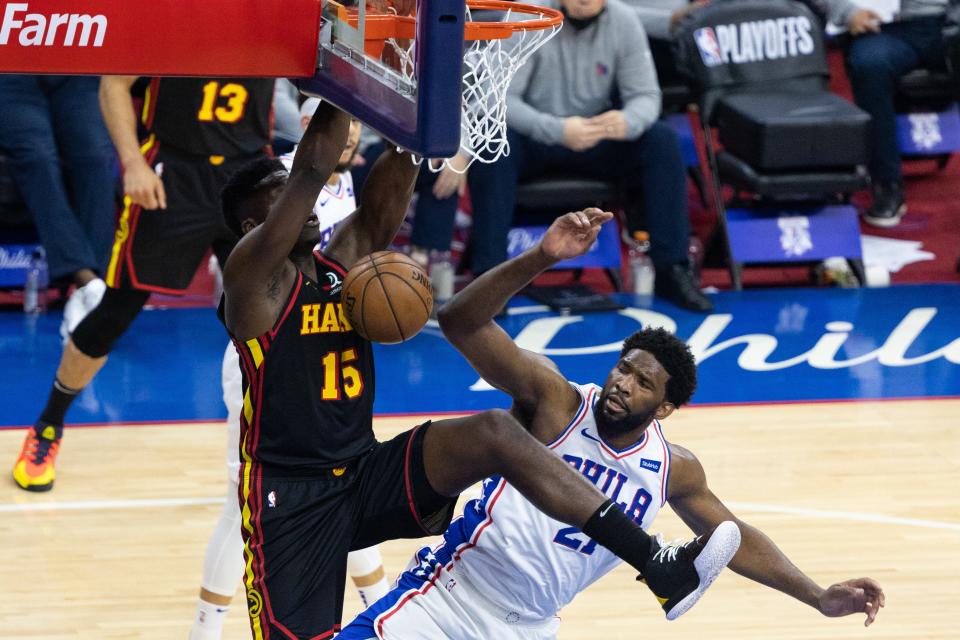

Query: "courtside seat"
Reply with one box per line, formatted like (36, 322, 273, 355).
(673, 0, 868, 289)
(515, 174, 620, 210)
(717, 152, 869, 199)
(514, 174, 623, 290)
(896, 69, 958, 111)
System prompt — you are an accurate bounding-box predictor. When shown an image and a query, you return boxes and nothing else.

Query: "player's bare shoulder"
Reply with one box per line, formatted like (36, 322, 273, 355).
(665, 442, 709, 500)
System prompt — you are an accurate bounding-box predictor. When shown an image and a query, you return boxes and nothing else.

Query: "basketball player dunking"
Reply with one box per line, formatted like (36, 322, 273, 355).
(339, 209, 885, 639)
(189, 103, 388, 640)
(219, 102, 741, 639)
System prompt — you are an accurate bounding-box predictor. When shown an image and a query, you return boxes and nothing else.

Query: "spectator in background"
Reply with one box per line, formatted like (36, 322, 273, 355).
(0, 75, 116, 339)
(823, 0, 949, 227)
(467, 0, 712, 311)
(272, 78, 304, 155)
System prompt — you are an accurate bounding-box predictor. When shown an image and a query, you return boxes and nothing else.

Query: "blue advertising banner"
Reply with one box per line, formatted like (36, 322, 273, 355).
(507, 221, 621, 270)
(0, 285, 957, 427)
(897, 106, 960, 155)
(726, 205, 862, 264)
(0, 243, 41, 287)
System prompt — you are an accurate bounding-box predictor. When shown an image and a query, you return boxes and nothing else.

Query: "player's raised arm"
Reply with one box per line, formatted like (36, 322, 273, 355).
(324, 145, 420, 269)
(667, 444, 886, 627)
(222, 101, 350, 339)
(438, 209, 614, 433)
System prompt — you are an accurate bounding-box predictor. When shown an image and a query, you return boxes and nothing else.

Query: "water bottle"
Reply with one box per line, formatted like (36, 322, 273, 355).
(23, 247, 49, 314)
(627, 231, 655, 296)
(429, 250, 455, 305)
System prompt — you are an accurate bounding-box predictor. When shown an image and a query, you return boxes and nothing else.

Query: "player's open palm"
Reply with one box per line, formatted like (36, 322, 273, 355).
(124, 160, 167, 210)
(818, 577, 885, 626)
(540, 208, 614, 261)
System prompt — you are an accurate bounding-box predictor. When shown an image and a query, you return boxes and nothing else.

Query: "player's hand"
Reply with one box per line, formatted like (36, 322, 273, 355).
(539, 208, 614, 261)
(817, 578, 885, 626)
(589, 110, 629, 141)
(847, 9, 882, 35)
(124, 159, 167, 210)
(562, 116, 605, 152)
(431, 153, 469, 200)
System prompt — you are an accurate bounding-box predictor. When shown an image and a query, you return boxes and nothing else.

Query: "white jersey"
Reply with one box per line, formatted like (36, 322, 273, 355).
(279, 149, 356, 250)
(377, 382, 672, 627)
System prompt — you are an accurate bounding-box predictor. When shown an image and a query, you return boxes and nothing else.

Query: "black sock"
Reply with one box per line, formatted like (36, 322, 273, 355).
(582, 499, 655, 575)
(38, 378, 81, 436)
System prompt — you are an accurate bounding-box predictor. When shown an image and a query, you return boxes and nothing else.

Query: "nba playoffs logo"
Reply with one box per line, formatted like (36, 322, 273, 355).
(694, 27, 723, 67)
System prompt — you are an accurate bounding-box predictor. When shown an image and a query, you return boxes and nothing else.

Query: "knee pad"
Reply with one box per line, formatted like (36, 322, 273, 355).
(71, 287, 149, 358)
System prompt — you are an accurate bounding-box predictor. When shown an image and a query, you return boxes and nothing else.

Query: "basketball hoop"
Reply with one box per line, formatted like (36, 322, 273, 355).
(335, 0, 564, 173)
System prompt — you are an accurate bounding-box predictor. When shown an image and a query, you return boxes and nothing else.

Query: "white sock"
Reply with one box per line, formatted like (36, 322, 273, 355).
(356, 577, 390, 608)
(188, 599, 230, 640)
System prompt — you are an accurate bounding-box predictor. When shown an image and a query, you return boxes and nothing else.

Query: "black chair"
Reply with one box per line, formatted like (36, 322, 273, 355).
(674, 0, 869, 289)
(514, 174, 624, 290)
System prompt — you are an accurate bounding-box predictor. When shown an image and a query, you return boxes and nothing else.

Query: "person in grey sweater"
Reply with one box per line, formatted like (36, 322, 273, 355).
(466, 0, 712, 312)
(823, 0, 949, 227)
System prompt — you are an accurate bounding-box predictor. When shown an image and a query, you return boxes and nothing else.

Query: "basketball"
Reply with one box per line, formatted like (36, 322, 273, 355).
(342, 251, 433, 344)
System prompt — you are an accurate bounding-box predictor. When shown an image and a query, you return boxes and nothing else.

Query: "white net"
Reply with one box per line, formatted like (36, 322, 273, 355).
(386, 4, 562, 173)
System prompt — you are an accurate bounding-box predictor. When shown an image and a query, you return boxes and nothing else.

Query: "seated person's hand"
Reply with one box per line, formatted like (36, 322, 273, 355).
(562, 116, 606, 151)
(589, 110, 628, 141)
(431, 152, 469, 200)
(848, 8, 882, 35)
(670, 0, 709, 31)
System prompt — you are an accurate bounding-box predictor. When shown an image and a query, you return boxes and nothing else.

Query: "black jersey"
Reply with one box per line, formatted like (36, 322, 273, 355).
(231, 253, 376, 469)
(140, 77, 273, 157)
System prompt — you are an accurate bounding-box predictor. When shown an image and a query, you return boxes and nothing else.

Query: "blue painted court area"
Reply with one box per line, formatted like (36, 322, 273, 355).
(1, 284, 958, 427)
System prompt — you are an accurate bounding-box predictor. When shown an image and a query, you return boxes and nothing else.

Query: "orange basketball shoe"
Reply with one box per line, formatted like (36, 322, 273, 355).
(12, 423, 61, 491)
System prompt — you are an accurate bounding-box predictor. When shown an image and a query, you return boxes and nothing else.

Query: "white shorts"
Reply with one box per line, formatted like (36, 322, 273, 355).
(221, 342, 242, 483)
(338, 565, 560, 640)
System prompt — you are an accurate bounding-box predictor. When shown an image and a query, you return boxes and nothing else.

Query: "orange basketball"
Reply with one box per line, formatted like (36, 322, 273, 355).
(342, 251, 433, 344)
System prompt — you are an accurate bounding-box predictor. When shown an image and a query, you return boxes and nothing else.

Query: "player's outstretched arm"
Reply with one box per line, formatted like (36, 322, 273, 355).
(324, 146, 420, 269)
(667, 444, 885, 627)
(438, 209, 613, 436)
(223, 102, 350, 339)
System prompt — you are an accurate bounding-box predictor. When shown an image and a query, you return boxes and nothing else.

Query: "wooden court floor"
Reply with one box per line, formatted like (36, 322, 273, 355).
(1, 400, 957, 639)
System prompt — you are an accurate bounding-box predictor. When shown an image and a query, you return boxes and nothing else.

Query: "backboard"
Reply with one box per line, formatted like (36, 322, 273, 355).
(296, 0, 466, 158)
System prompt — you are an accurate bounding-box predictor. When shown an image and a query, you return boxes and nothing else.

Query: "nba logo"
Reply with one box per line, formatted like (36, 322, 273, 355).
(694, 27, 723, 67)
(267, 490, 277, 508)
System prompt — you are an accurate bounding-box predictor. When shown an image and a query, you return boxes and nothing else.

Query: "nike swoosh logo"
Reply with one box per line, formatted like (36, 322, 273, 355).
(599, 502, 615, 518)
(581, 429, 603, 444)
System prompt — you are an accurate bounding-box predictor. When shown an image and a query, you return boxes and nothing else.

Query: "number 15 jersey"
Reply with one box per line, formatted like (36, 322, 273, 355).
(230, 253, 376, 470)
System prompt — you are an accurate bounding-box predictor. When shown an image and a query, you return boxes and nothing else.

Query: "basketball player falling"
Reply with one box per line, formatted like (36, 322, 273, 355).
(219, 101, 740, 638)
(338, 209, 885, 639)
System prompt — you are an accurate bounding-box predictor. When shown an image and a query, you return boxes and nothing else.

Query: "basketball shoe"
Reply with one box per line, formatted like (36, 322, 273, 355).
(639, 520, 741, 620)
(12, 423, 62, 491)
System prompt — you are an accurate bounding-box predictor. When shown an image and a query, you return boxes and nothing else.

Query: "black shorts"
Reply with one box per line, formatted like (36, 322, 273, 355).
(104, 138, 263, 294)
(240, 422, 457, 640)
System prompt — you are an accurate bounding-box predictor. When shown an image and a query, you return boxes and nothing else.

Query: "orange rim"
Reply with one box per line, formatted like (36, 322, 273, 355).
(329, 0, 563, 43)
(463, 0, 564, 40)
